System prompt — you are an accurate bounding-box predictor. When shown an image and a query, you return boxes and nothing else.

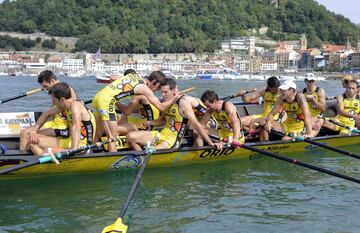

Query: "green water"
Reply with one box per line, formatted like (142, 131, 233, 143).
(1, 76, 360, 232)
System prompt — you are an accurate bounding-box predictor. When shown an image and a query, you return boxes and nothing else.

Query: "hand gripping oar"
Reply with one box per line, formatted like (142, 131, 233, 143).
(102, 133, 159, 233)
(0, 138, 118, 175)
(318, 115, 360, 134)
(229, 140, 360, 184)
(0, 88, 43, 104)
(220, 88, 257, 101)
(269, 128, 360, 160)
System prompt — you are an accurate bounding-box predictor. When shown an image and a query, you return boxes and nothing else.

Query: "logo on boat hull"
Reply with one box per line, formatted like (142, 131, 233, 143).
(108, 155, 143, 170)
(304, 142, 328, 150)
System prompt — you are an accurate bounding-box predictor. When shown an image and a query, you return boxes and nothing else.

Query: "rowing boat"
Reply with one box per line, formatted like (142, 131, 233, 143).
(1, 133, 359, 178)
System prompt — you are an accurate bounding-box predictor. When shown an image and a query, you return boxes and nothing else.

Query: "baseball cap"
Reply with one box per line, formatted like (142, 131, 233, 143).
(305, 73, 316, 81)
(279, 80, 296, 91)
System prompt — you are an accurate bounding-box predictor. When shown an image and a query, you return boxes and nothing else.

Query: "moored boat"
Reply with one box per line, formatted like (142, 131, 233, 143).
(1, 133, 359, 178)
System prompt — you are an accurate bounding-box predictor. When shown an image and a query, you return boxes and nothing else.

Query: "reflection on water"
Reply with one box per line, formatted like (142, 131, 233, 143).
(1, 77, 360, 233)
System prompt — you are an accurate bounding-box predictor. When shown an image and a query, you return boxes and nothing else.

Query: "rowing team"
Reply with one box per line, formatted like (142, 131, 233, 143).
(19, 70, 360, 156)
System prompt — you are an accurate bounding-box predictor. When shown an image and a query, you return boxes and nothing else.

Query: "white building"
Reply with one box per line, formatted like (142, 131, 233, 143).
(261, 61, 278, 71)
(221, 36, 256, 55)
(62, 58, 84, 70)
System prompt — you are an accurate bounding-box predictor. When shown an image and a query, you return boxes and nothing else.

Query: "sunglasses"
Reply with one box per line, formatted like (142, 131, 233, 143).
(305, 79, 315, 83)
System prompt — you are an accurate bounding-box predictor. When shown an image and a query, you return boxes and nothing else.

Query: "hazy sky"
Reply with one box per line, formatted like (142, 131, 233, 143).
(316, 0, 360, 24)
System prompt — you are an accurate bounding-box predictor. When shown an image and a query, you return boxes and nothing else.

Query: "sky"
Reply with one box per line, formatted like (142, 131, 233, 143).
(316, 0, 360, 24)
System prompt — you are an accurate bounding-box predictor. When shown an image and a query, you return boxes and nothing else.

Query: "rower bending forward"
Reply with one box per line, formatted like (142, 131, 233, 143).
(127, 78, 223, 150)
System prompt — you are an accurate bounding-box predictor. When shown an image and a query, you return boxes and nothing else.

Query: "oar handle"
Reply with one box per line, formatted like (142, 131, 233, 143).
(231, 141, 360, 184)
(220, 88, 257, 101)
(0, 88, 43, 104)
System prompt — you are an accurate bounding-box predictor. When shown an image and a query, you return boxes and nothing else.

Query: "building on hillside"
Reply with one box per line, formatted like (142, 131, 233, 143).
(62, 58, 84, 70)
(261, 60, 278, 71)
(221, 36, 256, 56)
(46, 56, 63, 70)
(298, 48, 321, 71)
(275, 49, 299, 71)
(277, 34, 307, 51)
(349, 52, 360, 68)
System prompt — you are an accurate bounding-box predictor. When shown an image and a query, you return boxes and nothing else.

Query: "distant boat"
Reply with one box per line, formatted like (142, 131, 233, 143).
(96, 75, 111, 83)
(196, 68, 244, 80)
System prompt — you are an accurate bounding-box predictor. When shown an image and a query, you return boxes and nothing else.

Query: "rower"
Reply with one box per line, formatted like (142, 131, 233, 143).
(92, 71, 177, 152)
(261, 80, 313, 141)
(342, 75, 354, 89)
(323, 80, 360, 135)
(200, 90, 245, 144)
(28, 83, 96, 155)
(127, 78, 223, 150)
(302, 73, 326, 137)
(20, 70, 76, 150)
(235, 76, 284, 133)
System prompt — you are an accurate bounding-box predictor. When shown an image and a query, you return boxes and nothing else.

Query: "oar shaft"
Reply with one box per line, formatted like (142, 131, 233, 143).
(221, 89, 257, 101)
(238, 143, 360, 184)
(0, 88, 43, 104)
(321, 116, 360, 134)
(270, 128, 360, 160)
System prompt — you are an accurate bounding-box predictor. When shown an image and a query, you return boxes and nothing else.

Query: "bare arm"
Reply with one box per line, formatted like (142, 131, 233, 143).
(136, 85, 176, 111)
(240, 88, 265, 103)
(336, 94, 357, 118)
(116, 96, 142, 115)
(224, 102, 241, 140)
(70, 102, 81, 149)
(32, 107, 62, 132)
(297, 93, 312, 135)
(179, 99, 215, 146)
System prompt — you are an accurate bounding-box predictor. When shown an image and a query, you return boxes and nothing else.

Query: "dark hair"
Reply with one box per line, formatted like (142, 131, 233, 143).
(267, 76, 280, 88)
(348, 80, 359, 88)
(201, 90, 219, 103)
(148, 71, 166, 84)
(160, 78, 177, 90)
(38, 70, 57, 84)
(124, 69, 136, 76)
(48, 82, 72, 100)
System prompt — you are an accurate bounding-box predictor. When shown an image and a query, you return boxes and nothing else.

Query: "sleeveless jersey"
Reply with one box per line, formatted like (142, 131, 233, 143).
(158, 96, 188, 148)
(211, 101, 244, 141)
(63, 101, 96, 146)
(303, 87, 322, 117)
(282, 94, 304, 133)
(336, 94, 360, 128)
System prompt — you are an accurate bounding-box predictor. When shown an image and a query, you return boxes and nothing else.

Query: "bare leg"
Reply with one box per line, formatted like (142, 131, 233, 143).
(309, 117, 324, 137)
(127, 131, 154, 150)
(240, 115, 254, 132)
(29, 134, 60, 155)
(102, 120, 119, 152)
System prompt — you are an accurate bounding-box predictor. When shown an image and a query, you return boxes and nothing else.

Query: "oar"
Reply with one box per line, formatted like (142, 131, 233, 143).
(232, 101, 262, 106)
(229, 140, 360, 184)
(0, 88, 43, 104)
(102, 133, 159, 233)
(220, 88, 257, 101)
(179, 87, 195, 94)
(269, 128, 360, 160)
(0, 138, 118, 175)
(318, 115, 360, 134)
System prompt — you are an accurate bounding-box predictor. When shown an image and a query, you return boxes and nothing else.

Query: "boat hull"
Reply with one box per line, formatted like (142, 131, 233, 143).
(1, 134, 359, 178)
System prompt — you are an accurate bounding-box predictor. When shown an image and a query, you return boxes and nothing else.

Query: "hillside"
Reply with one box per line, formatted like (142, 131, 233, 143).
(0, 0, 359, 53)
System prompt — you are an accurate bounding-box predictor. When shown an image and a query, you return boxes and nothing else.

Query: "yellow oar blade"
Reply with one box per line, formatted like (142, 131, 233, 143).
(179, 87, 195, 95)
(102, 218, 128, 233)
